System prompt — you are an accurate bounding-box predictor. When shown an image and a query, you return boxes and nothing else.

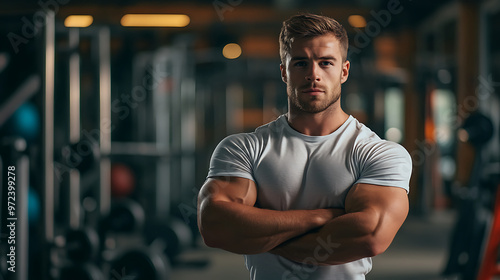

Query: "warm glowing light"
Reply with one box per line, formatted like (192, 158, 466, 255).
(348, 15, 367, 28)
(64, 15, 93, 28)
(120, 14, 190, 27)
(223, 43, 242, 59)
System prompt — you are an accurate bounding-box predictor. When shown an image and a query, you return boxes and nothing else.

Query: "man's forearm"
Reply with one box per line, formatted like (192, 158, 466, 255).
(271, 185, 409, 265)
(199, 200, 344, 255)
(270, 210, 380, 265)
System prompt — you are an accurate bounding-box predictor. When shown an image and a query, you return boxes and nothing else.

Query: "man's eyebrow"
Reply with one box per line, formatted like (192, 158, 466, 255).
(290, 56, 308, 61)
(318, 56, 337, 61)
(290, 56, 337, 61)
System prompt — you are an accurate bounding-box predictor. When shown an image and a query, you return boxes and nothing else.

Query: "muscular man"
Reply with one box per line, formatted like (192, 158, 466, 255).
(197, 13, 412, 280)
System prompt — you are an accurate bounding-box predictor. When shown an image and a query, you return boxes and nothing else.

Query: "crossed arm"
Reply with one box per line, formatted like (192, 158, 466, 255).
(197, 176, 408, 264)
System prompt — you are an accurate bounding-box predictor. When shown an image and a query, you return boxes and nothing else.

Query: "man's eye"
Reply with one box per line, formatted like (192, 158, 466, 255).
(294, 61, 306, 67)
(320, 61, 333, 66)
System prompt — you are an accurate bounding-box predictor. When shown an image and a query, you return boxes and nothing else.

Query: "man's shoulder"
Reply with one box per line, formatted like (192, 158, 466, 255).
(254, 115, 285, 135)
(347, 119, 409, 158)
(217, 132, 255, 148)
(217, 117, 283, 148)
(342, 117, 380, 144)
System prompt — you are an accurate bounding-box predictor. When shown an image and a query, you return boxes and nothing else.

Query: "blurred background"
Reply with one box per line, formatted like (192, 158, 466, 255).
(0, 0, 499, 279)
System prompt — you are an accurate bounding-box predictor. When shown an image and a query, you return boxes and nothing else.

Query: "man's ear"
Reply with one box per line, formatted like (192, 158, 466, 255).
(280, 63, 287, 83)
(341, 60, 350, 84)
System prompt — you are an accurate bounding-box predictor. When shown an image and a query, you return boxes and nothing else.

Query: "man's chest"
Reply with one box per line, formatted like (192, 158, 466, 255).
(252, 140, 358, 210)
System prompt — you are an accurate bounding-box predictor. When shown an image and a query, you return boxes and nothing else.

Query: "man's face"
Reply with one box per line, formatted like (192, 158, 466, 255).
(281, 34, 349, 114)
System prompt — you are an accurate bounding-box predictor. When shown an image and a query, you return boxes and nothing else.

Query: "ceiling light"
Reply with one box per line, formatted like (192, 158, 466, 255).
(223, 43, 242, 59)
(120, 14, 190, 27)
(64, 15, 93, 28)
(348, 15, 366, 28)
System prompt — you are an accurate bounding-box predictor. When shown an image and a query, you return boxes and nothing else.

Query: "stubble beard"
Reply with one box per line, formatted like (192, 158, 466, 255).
(287, 83, 341, 114)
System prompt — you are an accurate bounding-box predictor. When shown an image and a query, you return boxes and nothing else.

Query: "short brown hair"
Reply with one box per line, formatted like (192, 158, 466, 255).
(279, 13, 349, 64)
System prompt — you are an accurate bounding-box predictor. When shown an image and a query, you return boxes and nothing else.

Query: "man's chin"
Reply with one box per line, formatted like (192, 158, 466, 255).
(298, 104, 329, 114)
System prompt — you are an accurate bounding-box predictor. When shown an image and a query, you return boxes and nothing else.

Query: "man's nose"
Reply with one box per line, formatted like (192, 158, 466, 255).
(305, 63, 321, 81)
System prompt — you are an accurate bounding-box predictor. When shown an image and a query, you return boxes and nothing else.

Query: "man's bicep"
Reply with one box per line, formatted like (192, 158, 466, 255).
(345, 183, 409, 239)
(199, 176, 257, 207)
(346, 183, 408, 211)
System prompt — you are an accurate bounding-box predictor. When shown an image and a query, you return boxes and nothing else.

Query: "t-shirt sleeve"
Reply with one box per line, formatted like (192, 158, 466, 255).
(354, 140, 412, 193)
(207, 134, 255, 181)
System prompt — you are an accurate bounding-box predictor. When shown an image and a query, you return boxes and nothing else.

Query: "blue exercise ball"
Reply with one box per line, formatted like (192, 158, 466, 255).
(5, 103, 40, 141)
(28, 188, 40, 225)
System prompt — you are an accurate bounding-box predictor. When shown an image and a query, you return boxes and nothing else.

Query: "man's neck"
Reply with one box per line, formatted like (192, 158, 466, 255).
(286, 106, 349, 136)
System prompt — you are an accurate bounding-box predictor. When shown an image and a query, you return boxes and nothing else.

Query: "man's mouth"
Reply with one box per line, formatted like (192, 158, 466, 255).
(301, 87, 325, 95)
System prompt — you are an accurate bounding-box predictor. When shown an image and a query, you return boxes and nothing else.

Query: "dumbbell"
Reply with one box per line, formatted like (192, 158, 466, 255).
(58, 239, 171, 280)
(52, 227, 100, 263)
(108, 247, 171, 280)
(56, 228, 102, 280)
(64, 228, 100, 262)
(56, 202, 167, 280)
(97, 200, 172, 279)
(61, 249, 171, 280)
(57, 222, 169, 280)
(143, 218, 193, 264)
(100, 199, 190, 260)
(100, 199, 145, 235)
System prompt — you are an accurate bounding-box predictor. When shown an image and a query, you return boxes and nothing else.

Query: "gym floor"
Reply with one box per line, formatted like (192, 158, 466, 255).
(171, 210, 456, 280)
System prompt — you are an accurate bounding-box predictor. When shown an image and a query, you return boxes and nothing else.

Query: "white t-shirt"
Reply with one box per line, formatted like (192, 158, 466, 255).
(207, 115, 412, 280)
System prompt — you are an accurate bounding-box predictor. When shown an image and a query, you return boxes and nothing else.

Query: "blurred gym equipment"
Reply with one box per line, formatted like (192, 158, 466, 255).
(457, 112, 494, 147)
(101, 199, 145, 234)
(64, 228, 100, 263)
(442, 112, 497, 279)
(10, 2, 500, 280)
(60, 139, 100, 174)
(110, 163, 136, 198)
(28, 187, 41, 225)
(476, 183, 500, 279)
(0, 75, 40, 128)
(59, 263, 104, 280)
(144, 218, 193, 264)
(109, 248, 171, 280)
(3, 103, 41, 142)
